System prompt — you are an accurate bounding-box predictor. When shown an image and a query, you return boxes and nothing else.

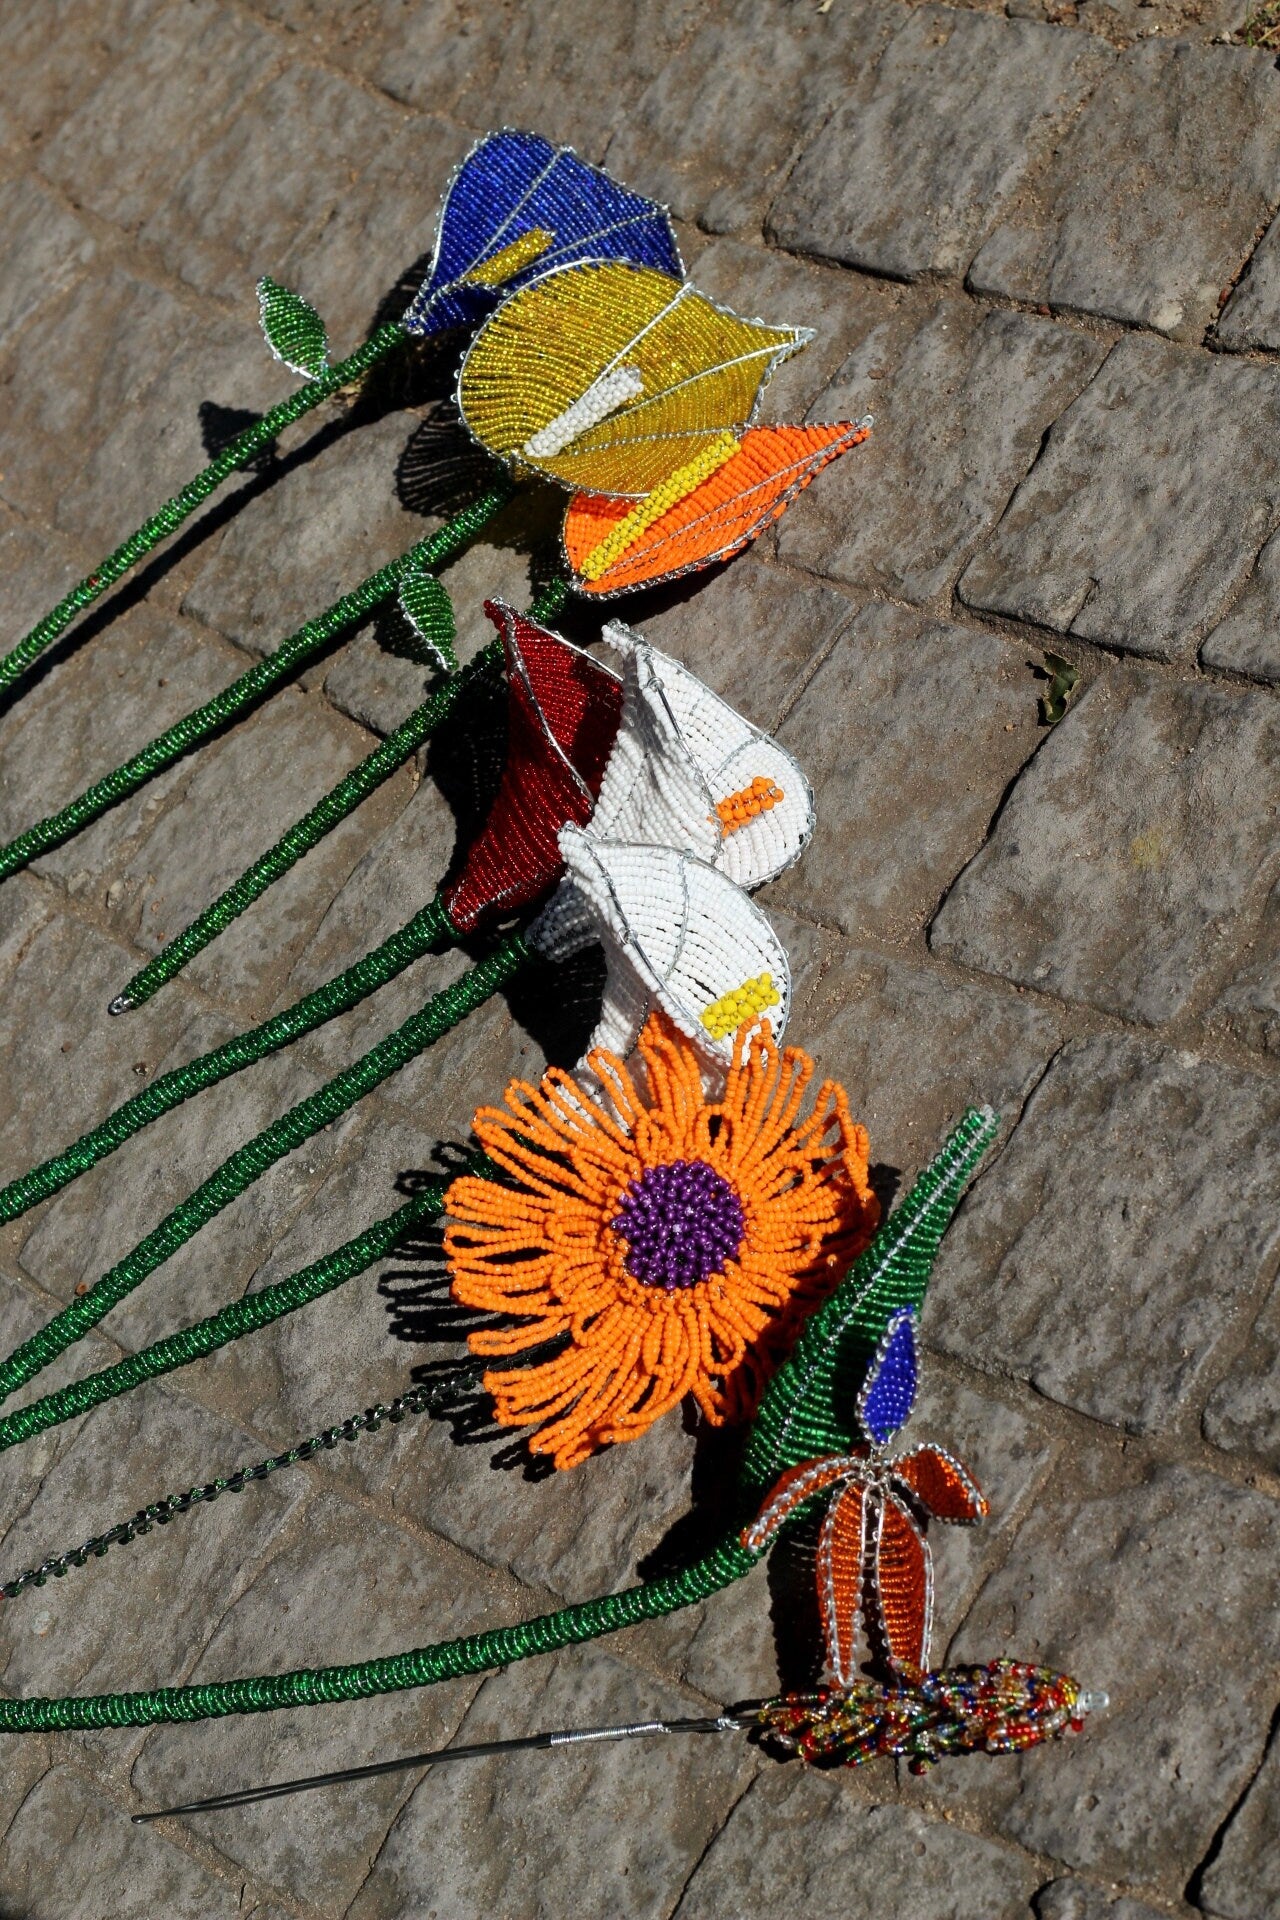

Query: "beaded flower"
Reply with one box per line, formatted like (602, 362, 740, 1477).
(444, 1010, 880, 1469)
(441, 601, 622, 932)
(457, 258, 871, 594)
(743, 1308, 987, 1684)
(403, 130, 682, 342)
(527, 624, 811, 1065)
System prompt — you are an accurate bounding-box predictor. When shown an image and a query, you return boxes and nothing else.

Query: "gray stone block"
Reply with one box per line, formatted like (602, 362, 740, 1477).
(1034, 1874, 1194, 1920)
(771, 6, 1107, 282)
(0, 0, 158, 148)
(347, 1643, 758, 1920)
(932, 1461, 1280, 1889)
(676, 1768, 1041, 1920)
(0, 606, 240, 900)
(929, 672, 1280, 1023)
(1206, 878, 1280, 1059)
(114, 684, 415, 1009)
(778, 302, 1106, 605)
(140, 64, 434, 309)
(0, 505, 92, 644)
(1201, 523, 1280, 684)
(769, 937, 1063, 1183)
(39, 0, 284, 231)
(181, 410, 435, 659)
(1, 1764, 244, 1919)
(606, 0, 896, 237)
(633, 550, 857, 731)
(970, 42, 1280, 342)
(0, 1266, 121, 1534)
(14, 996, 360, 1345)
(958, 334, 1280, 661)
(1202, 1266, 1280, 1469)
(770, 602, 1047, 941)
(132, 1489, 501, 1911)
(0, 176, 96, 351)
(0, 913, 192, 1176)
(1199, 1729, 1280, 1920)
(0, 267, 281, 547)
(929, 1034, 1280, 1433)
(0, 1385, 305, 1774)
(1218, 213, 1280, 353)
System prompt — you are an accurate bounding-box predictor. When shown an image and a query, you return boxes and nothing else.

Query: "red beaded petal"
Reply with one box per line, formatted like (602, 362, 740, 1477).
(740, 1454, 863, 1555)
(443, 601, 622, 931)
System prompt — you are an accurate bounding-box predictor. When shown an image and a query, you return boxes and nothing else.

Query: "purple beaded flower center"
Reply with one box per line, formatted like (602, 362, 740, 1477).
(611, 1158, 746, 1292)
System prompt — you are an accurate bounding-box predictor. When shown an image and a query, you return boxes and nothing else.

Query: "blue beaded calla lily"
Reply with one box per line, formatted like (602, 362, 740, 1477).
(404, 129, 683, 341)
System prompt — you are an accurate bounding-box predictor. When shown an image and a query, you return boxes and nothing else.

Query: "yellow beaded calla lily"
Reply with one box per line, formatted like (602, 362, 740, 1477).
(456, 260, 811, 499)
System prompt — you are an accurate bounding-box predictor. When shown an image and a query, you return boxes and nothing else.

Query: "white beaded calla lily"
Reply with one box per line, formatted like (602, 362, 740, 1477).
(531, 827, 793, 1068)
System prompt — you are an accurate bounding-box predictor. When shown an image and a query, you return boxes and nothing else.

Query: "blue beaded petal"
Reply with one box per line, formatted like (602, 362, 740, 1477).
(858, 1307, 918, 1447)
(404, 130, 682, 340)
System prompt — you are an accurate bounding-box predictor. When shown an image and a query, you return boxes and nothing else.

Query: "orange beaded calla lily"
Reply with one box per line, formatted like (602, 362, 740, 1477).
(444, 1010, 880, 1469)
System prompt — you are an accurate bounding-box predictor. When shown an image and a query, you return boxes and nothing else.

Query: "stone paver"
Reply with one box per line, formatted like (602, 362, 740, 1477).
(1198, 1729, 1280, 1920)
(930, 673, 1280, 1024)
(1, 1763, 245, 1920)
(347, 1644, 758, 1920)
(969, 42, 1280, 342)
(675, 1767, 1041, 1920)
(777, 299, 1107, 605)
(929, 1034, 1280, 1433)
(917, 1461, 1280, 1893)
(1201, 527, 1280, 686)
(1206, 877, 1280, 1059)
(0, 3, 1278, 1912)
(132, 1488, 506, 1910)
(770, 601, 1046, 942)
(1218, 213, 1280, 353)
(959, 335, 1280, 662)
(771, 6, 1107, 283)
(607, 0, 897, 238)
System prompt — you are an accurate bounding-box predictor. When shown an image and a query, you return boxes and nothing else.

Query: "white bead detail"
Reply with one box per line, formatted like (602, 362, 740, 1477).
(523, 364, 645, 459)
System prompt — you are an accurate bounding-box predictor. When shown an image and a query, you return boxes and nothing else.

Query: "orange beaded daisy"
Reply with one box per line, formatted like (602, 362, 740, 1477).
(444, 1011, 880, 1469)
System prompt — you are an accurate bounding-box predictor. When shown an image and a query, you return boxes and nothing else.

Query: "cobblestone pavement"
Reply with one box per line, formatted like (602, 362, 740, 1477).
(0, 1, 1277, 1915)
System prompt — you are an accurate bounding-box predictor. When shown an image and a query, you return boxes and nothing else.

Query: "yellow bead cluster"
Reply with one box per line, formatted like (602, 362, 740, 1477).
(700, 971, 780, 1040)
(580, 431, 740, 581)
(461, 226, 555, 288)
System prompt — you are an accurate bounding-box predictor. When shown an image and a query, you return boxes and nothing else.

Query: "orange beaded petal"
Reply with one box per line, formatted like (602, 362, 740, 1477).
(818, 1481, 868, 1688)
(444, 1012, 879, 1470)
(562, 421, 871, 597)
(895, 1445, 987, 1525)
(872, 1494, 932, 1678)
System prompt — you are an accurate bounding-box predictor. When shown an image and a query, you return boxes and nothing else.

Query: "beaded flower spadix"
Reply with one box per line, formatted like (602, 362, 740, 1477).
(743, 1308, 987, 1684)
(403, 129, 682, 342)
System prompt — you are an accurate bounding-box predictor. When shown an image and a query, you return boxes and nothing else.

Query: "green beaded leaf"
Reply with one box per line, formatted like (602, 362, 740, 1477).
(398, 564, 458, 670)
(257, 276, 329, 380)
(1040, 650, 1080, 726)
(739, 1105, 1000, 1500)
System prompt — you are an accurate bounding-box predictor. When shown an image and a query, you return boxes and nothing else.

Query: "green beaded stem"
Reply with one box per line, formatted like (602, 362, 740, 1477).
(0, 480, 512, 886)
(0, 932, 529, 1408)
(0, 895, 455, 1229)
(114, 576, 569, 1014)
(0, 1172, 473, 1454)
(0, 1113, 995, 1734)
(0, 322, 408, 700)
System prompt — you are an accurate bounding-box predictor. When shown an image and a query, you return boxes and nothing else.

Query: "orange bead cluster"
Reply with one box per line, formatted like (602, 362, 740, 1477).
(444, 1011, 880, 1469)
(714, 775, 785, 833)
